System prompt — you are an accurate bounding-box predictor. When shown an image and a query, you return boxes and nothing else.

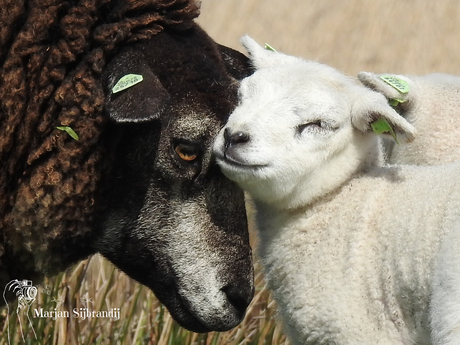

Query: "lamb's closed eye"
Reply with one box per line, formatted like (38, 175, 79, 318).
(296, 120, 333, 135)
(297, 121, 322, 133)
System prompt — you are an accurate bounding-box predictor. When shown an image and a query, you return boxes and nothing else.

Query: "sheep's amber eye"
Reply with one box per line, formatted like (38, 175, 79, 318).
(175, 144, 199, 162)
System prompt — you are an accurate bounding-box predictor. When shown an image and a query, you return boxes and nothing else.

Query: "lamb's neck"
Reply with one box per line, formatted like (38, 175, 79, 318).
(253, 164, 440, 345)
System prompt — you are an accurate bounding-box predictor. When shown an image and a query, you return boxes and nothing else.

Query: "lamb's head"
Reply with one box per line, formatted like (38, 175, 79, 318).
(214, 36, 415, 210)
(94, 28, 253, 332)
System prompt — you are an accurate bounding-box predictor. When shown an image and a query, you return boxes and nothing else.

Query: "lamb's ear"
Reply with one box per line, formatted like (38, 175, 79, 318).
(240, 35, 292, 70)
(104, 49, 169, 123)
(358, 72, 413, 107)
(351, 87, 416, 144)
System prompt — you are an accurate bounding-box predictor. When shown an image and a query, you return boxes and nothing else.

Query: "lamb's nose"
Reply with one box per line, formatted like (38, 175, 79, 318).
(224, 128, 250, 148)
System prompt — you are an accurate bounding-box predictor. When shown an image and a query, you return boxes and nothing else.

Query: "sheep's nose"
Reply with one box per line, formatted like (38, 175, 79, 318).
(224, 128, 250, 149)
(222, 284, 253, 319)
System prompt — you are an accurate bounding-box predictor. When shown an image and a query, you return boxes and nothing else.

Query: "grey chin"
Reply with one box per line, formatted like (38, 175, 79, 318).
(160, 292, 244, 333)
(169, 307, 244, 333)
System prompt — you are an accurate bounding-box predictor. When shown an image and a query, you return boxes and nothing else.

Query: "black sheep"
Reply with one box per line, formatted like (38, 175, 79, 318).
(0, 0, 254, 332)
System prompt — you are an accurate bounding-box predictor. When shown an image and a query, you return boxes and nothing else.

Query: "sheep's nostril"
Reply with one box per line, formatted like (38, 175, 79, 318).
(224, 128, 250, 149)
(222, 285, 252, 318)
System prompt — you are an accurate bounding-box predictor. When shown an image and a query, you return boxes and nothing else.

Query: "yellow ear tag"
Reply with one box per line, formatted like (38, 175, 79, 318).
(264, 43, 277, 52)
(371, 117, 399, 144)
(380, 75, 410, 94)
(112, 74, 144, 94)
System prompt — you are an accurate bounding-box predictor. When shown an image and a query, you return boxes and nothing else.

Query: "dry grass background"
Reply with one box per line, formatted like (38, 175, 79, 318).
(2, 1, 460, 344)
(197, 0, 460, 75)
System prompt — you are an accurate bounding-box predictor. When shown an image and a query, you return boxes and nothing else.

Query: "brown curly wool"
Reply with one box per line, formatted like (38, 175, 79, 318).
(0, 0, 200, 284)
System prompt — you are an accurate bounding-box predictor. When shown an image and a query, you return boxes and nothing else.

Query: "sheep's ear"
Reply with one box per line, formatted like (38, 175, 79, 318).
(358, 72, 413, 106)
(351, 87, 416, 144)
(217, 44, 253, 80)
(104, 49, 169, 123)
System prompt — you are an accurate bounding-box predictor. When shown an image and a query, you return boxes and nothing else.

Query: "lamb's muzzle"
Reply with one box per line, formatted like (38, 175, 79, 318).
(224, 128, 251, 148)
(221, 128, 252, 166)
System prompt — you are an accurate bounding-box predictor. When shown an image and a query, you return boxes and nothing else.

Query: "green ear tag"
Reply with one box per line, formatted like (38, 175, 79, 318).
(264, 43, 277, 52)
(380, 75, 410, 94)
(371, 117, 399, 144)
(112, 74, 144, 94)
(56, 126, 79, 141)
(389, 98, 406, 106)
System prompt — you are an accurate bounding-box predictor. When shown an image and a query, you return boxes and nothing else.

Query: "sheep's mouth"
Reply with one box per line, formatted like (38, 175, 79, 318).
(157, 286, 211, 332)
(155, 283, 243, 333)
(172, 300, 210, 333)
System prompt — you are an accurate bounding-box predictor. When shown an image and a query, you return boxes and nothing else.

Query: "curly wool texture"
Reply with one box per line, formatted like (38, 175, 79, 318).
(0, 0, 200, 282)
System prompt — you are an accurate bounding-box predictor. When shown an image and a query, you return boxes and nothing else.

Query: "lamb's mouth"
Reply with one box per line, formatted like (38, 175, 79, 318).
(217, 152, 269, 171)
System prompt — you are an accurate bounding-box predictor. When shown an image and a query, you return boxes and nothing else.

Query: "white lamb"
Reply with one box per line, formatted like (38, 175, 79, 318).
(358, 71, 460, 165)
(213, 36, 460, 345)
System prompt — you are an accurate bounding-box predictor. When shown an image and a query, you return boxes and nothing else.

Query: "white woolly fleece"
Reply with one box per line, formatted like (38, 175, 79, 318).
(255, 163, 460, 345)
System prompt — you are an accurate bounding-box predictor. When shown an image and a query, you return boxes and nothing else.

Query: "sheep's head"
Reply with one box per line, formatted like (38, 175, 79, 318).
(94, 27, 254, 332)
(214, 36, 415, 210)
